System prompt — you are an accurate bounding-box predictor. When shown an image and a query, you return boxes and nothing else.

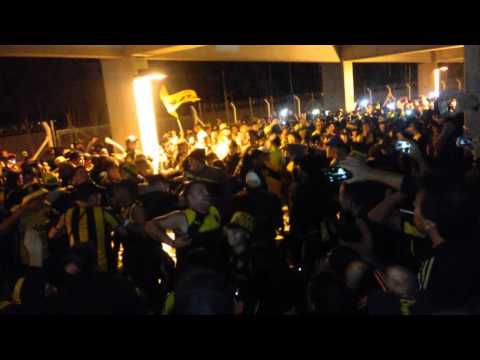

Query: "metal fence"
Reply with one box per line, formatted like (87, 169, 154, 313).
(183, 83, 421, 126)
(55, 124, 111, 148)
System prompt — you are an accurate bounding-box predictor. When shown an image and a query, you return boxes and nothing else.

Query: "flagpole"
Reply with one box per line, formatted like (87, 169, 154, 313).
(174, 114, 185, 140)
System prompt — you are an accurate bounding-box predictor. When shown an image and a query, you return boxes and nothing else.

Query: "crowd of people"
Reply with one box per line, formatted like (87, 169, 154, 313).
(1, 91, 480, 315)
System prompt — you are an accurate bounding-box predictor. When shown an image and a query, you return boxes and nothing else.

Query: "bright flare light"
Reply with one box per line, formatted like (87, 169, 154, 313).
(359, 99, 369, 108)
(433, 69, 441, 99)
(280, 108, 289, 118)
(428, 91, 439, 100)
(133, 73, 167, 174)
(311, 109, 321, 116)
(387, 102, 396, 111)
(440, 66, 449, 72)
(406, 109, 413, 116)
(214, 139, 230, 160)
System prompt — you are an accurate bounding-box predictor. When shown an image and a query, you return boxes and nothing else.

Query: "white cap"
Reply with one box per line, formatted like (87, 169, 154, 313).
(246, 171, 262, 189)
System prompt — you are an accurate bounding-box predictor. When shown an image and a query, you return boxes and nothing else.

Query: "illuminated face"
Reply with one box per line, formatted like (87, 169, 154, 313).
(126, 141, 137, 152)
(226, 227, 248, 255)
(187, 183, 211, 212)
(188, 157, 205, 172)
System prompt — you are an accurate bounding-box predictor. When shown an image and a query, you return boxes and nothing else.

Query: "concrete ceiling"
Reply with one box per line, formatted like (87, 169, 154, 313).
(0, 45, 465, 63)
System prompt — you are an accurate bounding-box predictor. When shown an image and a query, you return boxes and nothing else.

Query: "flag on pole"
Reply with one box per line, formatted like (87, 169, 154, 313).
(160, 85, 201, 139)
(160, 85, 201, 119)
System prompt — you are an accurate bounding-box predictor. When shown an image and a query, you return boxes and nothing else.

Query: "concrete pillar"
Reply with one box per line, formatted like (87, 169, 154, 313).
(464, 45, 480, 158)
(418, 63, 436, 97)
(322, 62, 355, 112)
(343, 61, 355, 112)
(101, 59, 149, 144)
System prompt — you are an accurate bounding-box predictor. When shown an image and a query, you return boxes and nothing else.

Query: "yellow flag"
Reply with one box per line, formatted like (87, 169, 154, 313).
(160, 85, 201, 118)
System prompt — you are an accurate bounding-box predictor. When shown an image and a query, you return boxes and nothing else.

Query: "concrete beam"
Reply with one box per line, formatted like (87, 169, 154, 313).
(0, 45, 125, 59)
(434, 47, 465, 63)
(353, 52, 434, 63)
(124, 45, 207, 57)
(146, 45, 341, 63)
(341, 45, 462, 62)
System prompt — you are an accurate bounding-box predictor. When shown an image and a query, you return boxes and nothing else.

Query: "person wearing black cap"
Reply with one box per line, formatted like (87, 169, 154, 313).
(183, 148, 226, 185)
(326, 136, 350, 167)
(232, 170, 282, 251)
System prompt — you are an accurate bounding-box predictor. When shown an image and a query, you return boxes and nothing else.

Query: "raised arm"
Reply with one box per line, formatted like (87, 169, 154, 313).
(339, 156, 404, 191)
(367, 192, 406, 232)
(105, 137, 126, 156)
(144, 211, 188, 247)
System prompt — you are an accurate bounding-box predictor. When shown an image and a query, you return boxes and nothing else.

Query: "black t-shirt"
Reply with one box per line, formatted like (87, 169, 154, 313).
(418, 241, 480, 313)
(232, 188, 282, 247)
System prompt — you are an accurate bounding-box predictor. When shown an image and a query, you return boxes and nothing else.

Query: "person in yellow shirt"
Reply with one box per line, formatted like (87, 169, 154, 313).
(49, 182, 127, 273)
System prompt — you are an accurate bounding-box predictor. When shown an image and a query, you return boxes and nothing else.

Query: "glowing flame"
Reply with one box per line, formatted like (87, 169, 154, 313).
(133, 73, 166, 175)
(214, 139, 230, 160)
(163, 230, 177, 265)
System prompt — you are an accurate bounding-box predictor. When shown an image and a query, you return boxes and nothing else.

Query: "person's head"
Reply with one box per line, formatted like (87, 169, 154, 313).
(270, 135, 281, 149)
(135, 157, 152, 177)
(125, 135, 138, 152)
(100, 148, 110, 157)
(405, 120, 423, 136)
(75, 182, 103, 206)
(68, 151, 83, 167)
(5, 170, 22, 191)
(287, 133, 297, 144)
(184, 181, 211, 213)
(224, 212, 254, 255)
(344, 260, 371, 292)
(72, 166, 89, 187)
(22, 165, 39, 185)
(112, 180, 138, 208)
(326, 137, 349, 162)
(120, 163, 138, 182)
(326, 123, 336, 135)
(384, 266, 417, 298)
(249, 148, 267, 168)
(106, 161, 122, 183)
(58, 163, 76, 186)
(187, 149, 206, 173)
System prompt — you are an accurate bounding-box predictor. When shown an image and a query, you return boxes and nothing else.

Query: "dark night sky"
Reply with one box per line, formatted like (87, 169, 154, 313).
(0, 58, 461, 131)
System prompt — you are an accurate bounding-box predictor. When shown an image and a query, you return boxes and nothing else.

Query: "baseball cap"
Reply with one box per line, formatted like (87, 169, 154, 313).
(245, 171, 262, 189)
(226, 211, 255, 234)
